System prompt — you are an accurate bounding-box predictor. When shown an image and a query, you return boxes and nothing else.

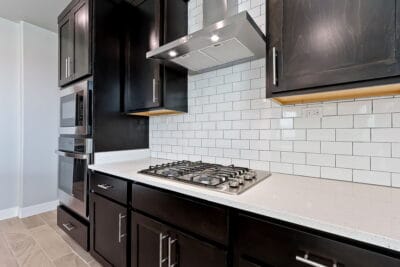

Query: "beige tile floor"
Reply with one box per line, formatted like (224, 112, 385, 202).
(0, 211, 101, 267)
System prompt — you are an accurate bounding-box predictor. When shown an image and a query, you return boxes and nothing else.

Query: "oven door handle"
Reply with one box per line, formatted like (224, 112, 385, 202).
(56, 150, 89, 160)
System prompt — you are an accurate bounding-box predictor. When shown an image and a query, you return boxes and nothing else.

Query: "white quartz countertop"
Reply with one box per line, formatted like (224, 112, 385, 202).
(89, 158, 400, 252)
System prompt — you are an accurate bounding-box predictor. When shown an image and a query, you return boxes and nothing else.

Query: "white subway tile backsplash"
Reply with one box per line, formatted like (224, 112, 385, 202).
(307, 153, 335, 167)
(371, 157, 400, 173)
(294, 117, 321, 129)
(271, 119, 293, 129)
(373, 98, 400, 113)
(307, 129, 335, 141)
(393, 113, 400, 127)
(282, 130, 306, 140)
(354, 114, 391, 128)
(322, 116, 353, 128)
(336, 155, 370, 170)
(270, 141, 293, 151)
(294, 164, 321, 177)
(149, 0, 398, 187)
(294, 141, 320, 153)
(336, 129, 370, 142)
(260, 151, 280, 162)
(241, 149, 259, 160)
(353, 143, 391, 157)
(353, 170, 391, 186)
(372, 129, 400, 142)
(249, 140, 270, 150)
(321, 142, 352, 155)
(338, 100, 372, 115)
(393, 173, 400, 188)
(393, 143, 400, 158)
(321, 167, 352, 181)
(281, 152, 306, 164)
(271, 162, 293, 174)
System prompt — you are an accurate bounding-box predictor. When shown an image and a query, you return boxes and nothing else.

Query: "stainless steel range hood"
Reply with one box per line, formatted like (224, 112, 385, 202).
(146, 0, 266, 74)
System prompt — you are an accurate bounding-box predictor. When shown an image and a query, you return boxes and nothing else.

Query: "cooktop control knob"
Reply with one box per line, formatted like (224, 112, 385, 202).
(229, 180, 240, 188)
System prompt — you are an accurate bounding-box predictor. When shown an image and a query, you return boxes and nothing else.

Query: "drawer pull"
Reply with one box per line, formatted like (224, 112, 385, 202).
(295, 252, 337, 267)
(118, 213, 127, 243)
(62, 223, 75, 232)
(159, 233, 168, 267)
(97, 184, 113, 190)
(168, 237, 177, 267)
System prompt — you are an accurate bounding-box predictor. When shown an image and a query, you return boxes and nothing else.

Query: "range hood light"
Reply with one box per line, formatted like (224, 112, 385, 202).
(168, 50, 178, 57)
(211, 34, 220, 42)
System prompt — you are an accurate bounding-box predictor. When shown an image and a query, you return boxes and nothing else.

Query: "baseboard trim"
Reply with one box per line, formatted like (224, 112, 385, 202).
(0, 207, 18, 220)
(18, 200, 59, 218)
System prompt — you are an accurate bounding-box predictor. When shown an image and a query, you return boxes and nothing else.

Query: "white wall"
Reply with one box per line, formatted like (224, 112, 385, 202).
(0, 19, 59, 216)
(150, 0, 400, 188)
(20, 22, 58, 208)
(0, 17, 20, 210)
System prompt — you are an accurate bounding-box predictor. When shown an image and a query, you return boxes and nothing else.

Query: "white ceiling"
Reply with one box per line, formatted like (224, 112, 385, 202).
(0, 0, 70, 32)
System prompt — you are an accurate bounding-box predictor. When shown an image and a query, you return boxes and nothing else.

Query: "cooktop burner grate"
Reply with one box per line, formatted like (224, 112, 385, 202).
(139, 161, 271, 194)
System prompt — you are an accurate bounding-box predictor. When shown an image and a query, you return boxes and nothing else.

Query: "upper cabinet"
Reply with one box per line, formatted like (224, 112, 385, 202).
(268, 0, 400, 104)
(123, 0, 188, 116)
(58, 0, 91, 87)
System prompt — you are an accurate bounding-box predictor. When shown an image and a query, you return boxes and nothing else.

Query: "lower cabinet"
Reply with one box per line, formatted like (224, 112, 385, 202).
(90, 193, 128, 267)
(131, 211, 228, 267)
(89, 172, 400, 267)
(233, 213, 400, 267)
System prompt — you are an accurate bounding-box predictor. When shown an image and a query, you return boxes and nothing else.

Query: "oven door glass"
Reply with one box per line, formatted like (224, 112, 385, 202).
(58, 154, 87, 203)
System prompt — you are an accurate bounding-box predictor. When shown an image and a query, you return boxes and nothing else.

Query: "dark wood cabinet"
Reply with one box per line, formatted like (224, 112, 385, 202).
(88, 173, 400, 267)
(233, 213, 400, 267)
(58, 0, 91, 87)
(123, 0, 188, 115)
(131, 212, 228, 267)
(90, 193, 128, 267)
(268, 0, 400, 97)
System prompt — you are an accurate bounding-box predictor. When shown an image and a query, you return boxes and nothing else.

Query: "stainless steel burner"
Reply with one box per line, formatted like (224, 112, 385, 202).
(139, 161, 271, 194)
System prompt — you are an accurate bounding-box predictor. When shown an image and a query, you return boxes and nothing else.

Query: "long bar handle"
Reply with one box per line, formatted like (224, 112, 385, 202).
(55, 150, 89, 159)
(159, 233, 168, 267)
(118, 213, 127, 243)
(272, 47, 277, 86)
(65, 58, 68, 78)
(168, 237, 177, 267)
(153, 78, 157, 103)
(97, 184, 113, 190)
(295, 252, 337, 267)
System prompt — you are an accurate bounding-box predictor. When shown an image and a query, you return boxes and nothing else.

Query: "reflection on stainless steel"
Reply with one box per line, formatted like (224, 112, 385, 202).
(59, 79, 92, 136)
(146, 0, 266, 74)
(139, 161, 271, 195)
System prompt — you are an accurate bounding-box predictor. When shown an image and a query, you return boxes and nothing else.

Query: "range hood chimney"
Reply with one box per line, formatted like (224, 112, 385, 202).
(146, 0, 266, 74)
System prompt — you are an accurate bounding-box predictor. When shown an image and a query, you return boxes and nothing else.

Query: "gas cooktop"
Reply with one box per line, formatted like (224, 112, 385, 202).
(138, 161, 271, 194)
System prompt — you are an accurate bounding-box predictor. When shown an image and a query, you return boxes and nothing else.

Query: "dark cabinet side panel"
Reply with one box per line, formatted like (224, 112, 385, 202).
(92, 0, 149, 152)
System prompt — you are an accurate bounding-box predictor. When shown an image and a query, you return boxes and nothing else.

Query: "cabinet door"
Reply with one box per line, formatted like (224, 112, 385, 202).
(127, 0, 162, 111)
(71, 0, 91, 81)
(173, 230, 228, 267)
(131, 212, 168, 267)
(233, 213, 297, 267)
(90, 193, 127, 267)
(268, 0, 400, 94)
(59, 14, 73, 86)
(132, 212, 228, 267)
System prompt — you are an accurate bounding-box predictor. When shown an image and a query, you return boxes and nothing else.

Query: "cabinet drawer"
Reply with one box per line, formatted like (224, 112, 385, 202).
(132, 184, 229, 245)
(234, 213, 400, 267)
(91, 172, 128, 205)
(57, 206, 89, 251)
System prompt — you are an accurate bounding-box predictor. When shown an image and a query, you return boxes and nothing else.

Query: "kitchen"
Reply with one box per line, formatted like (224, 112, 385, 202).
(0, 0, 400, 266)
